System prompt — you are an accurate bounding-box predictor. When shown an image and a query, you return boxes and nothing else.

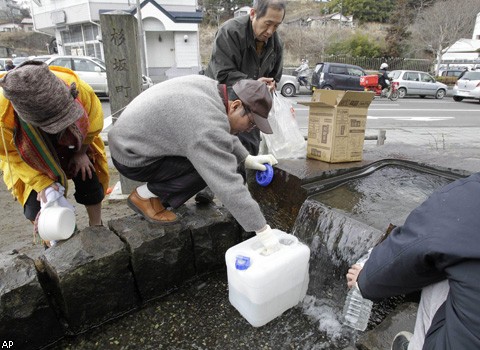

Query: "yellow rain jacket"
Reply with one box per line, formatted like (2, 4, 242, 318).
(0, 66, 109, 205)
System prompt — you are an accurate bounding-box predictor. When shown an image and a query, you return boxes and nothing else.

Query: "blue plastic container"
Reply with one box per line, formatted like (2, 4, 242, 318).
(256, 164, 274, 187)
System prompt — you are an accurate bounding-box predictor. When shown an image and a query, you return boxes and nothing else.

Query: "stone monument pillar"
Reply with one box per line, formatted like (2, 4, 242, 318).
(100, 11, 143, 194)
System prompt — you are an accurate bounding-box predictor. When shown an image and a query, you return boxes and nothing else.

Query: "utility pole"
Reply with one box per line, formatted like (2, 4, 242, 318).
(339, 0, 343, 27)
(136, 0, 147, 76)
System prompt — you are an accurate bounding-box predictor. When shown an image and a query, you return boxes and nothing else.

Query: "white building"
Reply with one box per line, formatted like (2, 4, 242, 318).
(30, 0, 203, 82)
(286, 12, 354, 28)
(20, 17, 33, 31)
(0, 22, 21, 31)
(440, 12, 480, 69)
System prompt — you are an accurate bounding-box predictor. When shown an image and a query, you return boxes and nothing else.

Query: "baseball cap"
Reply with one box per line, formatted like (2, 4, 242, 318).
(232, 79, 273, 134)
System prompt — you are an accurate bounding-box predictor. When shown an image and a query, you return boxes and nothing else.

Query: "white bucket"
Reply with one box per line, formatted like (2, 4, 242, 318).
(225, 229, 310, 327)
(38, 201, 76, 241)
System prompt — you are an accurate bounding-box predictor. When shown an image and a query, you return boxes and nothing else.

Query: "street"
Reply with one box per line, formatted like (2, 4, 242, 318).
(101, 93, 480, 150)
(288, 94, 480, 150)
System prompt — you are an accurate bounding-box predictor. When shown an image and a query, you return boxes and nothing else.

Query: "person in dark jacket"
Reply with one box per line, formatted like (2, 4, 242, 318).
(205, 0, 285, 93)
(4, 59, 15, 71)
(346, 172, 480, 350)
(200, 0, 286, 203)
(378, 62, 390, 91)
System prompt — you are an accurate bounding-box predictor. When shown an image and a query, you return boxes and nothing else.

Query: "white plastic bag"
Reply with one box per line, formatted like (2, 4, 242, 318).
(261, 92, 306, 159)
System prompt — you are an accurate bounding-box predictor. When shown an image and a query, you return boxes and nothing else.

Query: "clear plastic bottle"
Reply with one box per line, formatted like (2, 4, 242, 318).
(342, 249, 373, 331)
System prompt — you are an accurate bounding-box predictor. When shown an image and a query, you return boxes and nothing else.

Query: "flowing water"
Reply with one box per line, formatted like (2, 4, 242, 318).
(294, 165, 455, 347)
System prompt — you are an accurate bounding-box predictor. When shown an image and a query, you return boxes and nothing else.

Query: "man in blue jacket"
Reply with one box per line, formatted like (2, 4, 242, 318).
(346, 172, 480, 350)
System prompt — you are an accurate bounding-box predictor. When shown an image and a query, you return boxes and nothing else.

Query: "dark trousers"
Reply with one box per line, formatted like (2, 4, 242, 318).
(24, 171, 104, 221)
(298, 76, 308, 86)
(112, 157, 207, 209)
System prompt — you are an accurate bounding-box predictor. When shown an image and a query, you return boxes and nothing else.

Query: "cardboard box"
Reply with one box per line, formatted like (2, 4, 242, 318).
(299, 90, 374, 163)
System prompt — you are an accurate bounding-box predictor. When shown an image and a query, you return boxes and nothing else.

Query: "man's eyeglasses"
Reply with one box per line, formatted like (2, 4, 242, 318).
(244, 106, 257, 129)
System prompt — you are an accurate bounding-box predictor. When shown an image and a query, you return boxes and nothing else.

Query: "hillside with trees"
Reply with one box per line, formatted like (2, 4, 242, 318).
(0, 0, 52, 57)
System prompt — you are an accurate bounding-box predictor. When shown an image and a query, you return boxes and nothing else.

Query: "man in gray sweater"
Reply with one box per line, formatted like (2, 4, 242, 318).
(108, 75, 280, 252)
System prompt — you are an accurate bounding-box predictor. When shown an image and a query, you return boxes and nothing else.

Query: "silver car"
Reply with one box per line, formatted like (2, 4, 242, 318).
(277, 74, 300, 97)
(389, 70, 447, 99)
(44, 55, 153, 96)
(452, 71, 480, 102)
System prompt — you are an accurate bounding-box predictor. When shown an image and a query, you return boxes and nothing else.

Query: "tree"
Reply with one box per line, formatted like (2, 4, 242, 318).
(326, 32, 384, 57)
(327, 0, 395, 23)
(410, 0, 480, 74)
(385, 0, 413, 57)
(407, 0, 437, 12)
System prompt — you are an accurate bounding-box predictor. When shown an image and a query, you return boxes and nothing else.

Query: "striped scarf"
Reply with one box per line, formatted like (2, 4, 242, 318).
(13, 108, 89, 193)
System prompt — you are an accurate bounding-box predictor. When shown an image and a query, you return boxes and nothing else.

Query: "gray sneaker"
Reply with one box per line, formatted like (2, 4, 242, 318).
(195, 186, 215, 204)
(391, 331, 413, 350)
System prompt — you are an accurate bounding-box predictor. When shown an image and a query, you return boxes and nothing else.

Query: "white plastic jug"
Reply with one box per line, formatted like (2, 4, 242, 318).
(225, 229, 310, 327)
(38, 201, 76, 241)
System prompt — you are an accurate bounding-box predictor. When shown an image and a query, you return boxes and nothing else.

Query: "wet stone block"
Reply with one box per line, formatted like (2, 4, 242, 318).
(109, 215, 195, 302)
(0, 253, 63, 349)
(39, 226, 136, 334)
(293, 199, 384, 304)
(247, 159, 370, 232)
(178, 203, 242, 274)
(357, 302, 417, 350)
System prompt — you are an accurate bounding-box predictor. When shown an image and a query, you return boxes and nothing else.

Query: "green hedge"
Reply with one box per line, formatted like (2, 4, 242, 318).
(435, 76, 458, 86)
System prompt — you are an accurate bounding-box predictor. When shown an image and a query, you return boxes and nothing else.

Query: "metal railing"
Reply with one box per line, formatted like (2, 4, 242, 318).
(319, 55, 433, 72)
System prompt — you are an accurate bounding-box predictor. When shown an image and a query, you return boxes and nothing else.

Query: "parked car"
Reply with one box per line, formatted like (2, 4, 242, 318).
(12, 56, 30, 66)
(452, 71, 480, 102)
(30, 55, 53, 62)
(0, 56, 53, 70)
(0, 58, 9, 70)
(389, 70, 447, 99)
(311, 62, 366, 91)
(277, 74, 300, 97)
(440, 69, 465, 78)
(44, 55, 153, 96)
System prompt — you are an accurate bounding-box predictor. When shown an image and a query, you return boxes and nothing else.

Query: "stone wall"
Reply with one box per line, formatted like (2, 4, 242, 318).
(0, 203, 243, 350)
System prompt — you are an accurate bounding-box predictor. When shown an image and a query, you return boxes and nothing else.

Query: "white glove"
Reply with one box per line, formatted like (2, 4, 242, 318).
(256, 225, 281, 255)
(244, 154, 278, 171)
(41, 183, 75, 212)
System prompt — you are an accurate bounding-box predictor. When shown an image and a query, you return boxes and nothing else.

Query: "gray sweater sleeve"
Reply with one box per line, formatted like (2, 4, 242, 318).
(186, 127, 266, 232)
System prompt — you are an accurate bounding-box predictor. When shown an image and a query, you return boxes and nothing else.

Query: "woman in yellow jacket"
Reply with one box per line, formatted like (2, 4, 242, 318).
(0, 60, 109, 238)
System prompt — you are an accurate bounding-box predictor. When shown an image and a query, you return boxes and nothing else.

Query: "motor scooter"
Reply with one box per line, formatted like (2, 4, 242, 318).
(360, 75, 399, 101)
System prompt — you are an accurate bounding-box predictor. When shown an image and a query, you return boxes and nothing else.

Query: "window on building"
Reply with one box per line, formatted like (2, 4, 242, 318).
(60, 23, 102, 59)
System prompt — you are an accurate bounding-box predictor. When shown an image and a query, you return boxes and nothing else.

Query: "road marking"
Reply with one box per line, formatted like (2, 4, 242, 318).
(367, 116, 455, 121)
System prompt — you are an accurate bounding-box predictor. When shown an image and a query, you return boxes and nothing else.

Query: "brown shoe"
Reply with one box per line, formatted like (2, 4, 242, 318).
(127, 189, 178, 224)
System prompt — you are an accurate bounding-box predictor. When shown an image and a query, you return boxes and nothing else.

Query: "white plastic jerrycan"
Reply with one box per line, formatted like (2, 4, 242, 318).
(38, 200, 76, 241)
(225, 229, 310, 327)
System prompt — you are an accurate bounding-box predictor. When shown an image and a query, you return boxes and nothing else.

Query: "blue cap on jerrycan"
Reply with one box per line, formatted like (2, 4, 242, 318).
(256, 164, 274, 187)
(235, 255, 251, 270)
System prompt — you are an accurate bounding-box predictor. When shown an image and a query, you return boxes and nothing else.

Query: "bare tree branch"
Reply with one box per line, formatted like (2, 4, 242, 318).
(410, 0, 480, 74)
